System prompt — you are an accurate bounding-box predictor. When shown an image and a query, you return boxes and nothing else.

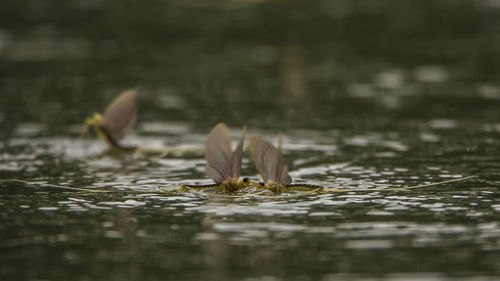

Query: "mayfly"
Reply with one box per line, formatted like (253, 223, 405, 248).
(248, 135, 324, 193)
(82, 88, 138, 151)
(182, 123, 251, 192)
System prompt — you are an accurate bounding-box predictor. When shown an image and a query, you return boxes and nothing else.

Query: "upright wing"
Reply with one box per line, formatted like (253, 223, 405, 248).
(100, 88, 138, 142)
(229, 125, 246, 180)
(275, 134, 292, 185)
(205, 123, 233, 184)
(248, 136, 292, 185)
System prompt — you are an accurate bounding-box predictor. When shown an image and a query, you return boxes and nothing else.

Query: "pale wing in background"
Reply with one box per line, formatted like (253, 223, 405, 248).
(100, 88, 138, 142)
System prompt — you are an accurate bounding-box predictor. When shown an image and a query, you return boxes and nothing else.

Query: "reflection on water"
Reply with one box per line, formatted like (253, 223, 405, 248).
(1, 0, 500, 280)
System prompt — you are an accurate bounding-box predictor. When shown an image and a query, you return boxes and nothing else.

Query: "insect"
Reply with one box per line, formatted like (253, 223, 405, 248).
(81, 88, 138, 151)
(248, 134, 324, 193)
(182, 123, 251, 192)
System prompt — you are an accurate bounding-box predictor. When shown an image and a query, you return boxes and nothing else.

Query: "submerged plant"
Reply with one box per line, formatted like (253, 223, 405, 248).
(248, 135, 324, 193)
(181, 123, 252, 192)
(82, 88, 138, 151)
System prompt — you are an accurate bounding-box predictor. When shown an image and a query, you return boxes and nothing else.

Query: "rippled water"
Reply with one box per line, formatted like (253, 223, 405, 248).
(2, 121, 499, 280)
(1, 1, 500, 280)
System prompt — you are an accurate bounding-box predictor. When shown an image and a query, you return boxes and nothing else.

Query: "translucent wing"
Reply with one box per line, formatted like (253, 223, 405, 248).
(275, 134, 292, 185)
(205, 123, 233, 184)
(248, 136, 292, 185)
(101, 88, 138, 142)
(229, 125, 246, 179)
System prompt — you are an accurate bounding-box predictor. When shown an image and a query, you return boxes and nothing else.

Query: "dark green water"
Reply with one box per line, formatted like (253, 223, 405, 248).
(1, 1, 500, 280)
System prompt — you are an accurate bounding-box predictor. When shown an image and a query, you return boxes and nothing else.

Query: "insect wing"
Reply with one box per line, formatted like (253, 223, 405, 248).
(229, 126, 246, 180)
(276, 135, 292, 185)
(101, 88, 138, 141)
(249, 136, 292, 185)
(205, 123, 233, 184)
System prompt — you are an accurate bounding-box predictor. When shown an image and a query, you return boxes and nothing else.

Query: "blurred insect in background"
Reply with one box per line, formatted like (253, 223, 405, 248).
(81, 88, 138, 151)
(248, 135, 324, 193)
(181, 123, 251, 192)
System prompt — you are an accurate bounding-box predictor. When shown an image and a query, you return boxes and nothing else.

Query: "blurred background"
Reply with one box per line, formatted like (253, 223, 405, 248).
(1, 0, 500, 136)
